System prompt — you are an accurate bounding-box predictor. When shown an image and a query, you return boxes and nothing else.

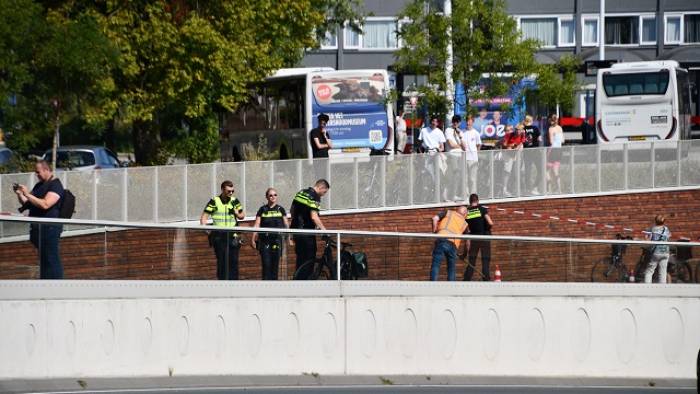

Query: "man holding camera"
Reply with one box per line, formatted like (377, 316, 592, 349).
(15, 160, 65, 279)
(200, 180, 245, 280)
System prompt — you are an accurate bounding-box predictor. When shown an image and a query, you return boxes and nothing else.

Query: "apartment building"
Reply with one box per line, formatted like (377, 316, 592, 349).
(301, 0, 700, 118)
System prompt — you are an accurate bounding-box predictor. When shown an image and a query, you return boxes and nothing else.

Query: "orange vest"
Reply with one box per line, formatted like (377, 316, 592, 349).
(437, 210, 468, 248)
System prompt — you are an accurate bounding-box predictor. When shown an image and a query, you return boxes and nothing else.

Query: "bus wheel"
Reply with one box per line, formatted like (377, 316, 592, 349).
(279, 144, 289, 160)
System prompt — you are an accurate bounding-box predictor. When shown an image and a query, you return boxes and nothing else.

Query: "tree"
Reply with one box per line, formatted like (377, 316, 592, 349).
(87, 0, 362, 165)
(395, 0, 541, 121)
(530, 55, 581, 114)
(0, 0, 117, 160)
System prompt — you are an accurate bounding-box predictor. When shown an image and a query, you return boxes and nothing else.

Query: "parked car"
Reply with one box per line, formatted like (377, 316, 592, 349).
(0, 147, 13, 166)
(42, 145, 125, 171)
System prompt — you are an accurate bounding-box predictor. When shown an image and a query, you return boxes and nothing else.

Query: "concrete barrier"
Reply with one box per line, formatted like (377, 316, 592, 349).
(0, 281, 698, 381)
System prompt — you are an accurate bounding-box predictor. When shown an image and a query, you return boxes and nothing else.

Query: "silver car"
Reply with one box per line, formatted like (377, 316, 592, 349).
(42, 145, 125, 171)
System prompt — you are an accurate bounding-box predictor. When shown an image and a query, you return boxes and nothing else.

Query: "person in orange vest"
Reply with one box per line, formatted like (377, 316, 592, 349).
(430, 205, 469, 281)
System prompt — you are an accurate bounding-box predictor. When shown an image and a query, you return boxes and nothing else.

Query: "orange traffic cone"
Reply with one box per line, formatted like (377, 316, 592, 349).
(494, 265, 502, 282)
(628, 269, 635, 283)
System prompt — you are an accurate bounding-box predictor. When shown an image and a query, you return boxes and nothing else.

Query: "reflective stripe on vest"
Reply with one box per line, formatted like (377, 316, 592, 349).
(437, 210, 468, 248)
(212, 196, 237, 227)
(467, 207, 482, 220)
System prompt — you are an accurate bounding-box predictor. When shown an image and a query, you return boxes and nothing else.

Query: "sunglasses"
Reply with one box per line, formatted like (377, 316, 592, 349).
(267, 193, 277, 197)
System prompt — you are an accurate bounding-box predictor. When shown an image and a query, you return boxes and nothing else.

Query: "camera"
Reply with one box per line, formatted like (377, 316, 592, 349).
(12, 183, 20, 192)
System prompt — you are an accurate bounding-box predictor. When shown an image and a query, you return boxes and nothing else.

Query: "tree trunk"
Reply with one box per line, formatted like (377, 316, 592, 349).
(132, 120, 162, 166)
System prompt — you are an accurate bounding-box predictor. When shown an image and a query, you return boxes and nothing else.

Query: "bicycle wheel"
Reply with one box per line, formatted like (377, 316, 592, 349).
(673, 262, 692, 283)
(293, 259, 319, 280)
(591, 258, 623, 282)
(315, 262, 334, 280)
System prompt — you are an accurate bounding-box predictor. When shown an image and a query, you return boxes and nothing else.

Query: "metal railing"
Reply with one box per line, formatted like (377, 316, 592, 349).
(1, 140, 699, 225)
(1, 215, 699, 283)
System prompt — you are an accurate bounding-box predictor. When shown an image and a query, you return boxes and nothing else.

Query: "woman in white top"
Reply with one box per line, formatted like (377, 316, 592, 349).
(546, 114, 564, 194)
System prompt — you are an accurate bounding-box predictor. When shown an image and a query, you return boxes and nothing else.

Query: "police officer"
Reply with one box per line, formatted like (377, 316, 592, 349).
(462, 193, 494, 281)
(200, 180, 245, 280)
(251, 188, 289, 280)
(290, 179, 330, 279)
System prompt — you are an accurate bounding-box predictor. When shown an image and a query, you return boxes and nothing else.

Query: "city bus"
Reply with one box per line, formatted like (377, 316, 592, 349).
(220, 68, 394, 161)
(595, 61, 692, 144)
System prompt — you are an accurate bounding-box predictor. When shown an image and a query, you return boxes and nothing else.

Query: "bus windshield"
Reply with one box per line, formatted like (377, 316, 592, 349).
(311, 72, 389, 150)
(602, 70, 670, 97)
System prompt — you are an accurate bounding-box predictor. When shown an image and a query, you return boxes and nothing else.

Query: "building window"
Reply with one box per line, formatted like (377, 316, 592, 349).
(362, 20, 398, 49)
(605, 16, 639, 45)
(559, 18, 575, 47)
(665, 15, 681, 44)
(641, 16, 656, 45)
(521, 18, 557, 47)
(345, 26, 360, 48)
(583, 17, 599, 46)
(321, 29, 337, 49)
(685, 14, 700, 43)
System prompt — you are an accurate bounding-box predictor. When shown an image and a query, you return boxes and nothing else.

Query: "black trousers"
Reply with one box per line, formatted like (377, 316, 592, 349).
(259, 239, 281, 280)
(464, 240, 492, 281)
(293, 235, 316, 280)
(212, 232, 240, 280)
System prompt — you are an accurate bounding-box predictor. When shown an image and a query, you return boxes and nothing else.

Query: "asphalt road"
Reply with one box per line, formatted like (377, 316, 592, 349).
(25, 385, 696, 394)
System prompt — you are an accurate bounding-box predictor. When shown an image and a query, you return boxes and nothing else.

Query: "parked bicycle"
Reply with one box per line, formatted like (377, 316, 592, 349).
(293, 235, 368, 280)
(590, 234, 634, 283)
(635, 239, 693, 283)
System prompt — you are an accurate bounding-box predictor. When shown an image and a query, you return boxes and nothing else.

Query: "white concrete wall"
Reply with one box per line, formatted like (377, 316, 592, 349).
(0, 281, 698, 380)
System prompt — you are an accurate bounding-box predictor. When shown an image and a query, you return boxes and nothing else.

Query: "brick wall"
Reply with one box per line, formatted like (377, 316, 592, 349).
(1, 189, 698, 281)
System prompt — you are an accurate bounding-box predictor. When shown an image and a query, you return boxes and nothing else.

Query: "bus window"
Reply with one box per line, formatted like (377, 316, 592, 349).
(602, 71, 669, 97)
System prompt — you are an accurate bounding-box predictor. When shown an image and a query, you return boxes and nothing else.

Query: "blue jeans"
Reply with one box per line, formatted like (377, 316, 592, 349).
(30, 224, 64, 279)
(430, 239, 457, 281)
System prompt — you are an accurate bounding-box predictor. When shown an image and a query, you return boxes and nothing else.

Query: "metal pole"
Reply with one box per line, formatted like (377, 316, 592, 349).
(650, 141, 655, 188)
(336, 232, 341, 281)
(153, 167, 159, 223)
(540, 147, 547, 195)
(183, 165, 188, 221)
(569, 146, 575, 193)
(92, 170, 98, 220)
(241, 162, 247, 212)
(444, 0, 454, 121)
(380, 156, 387, 207)
(623, 143, 629, 190)
(596, 145, 602, 192)
(409, 154, 414, 205)
(490, 150, 495, 198)
(677, 140, 683, 186)
(122, 168, 128, 222)
(353, 158, 359, 209)
(599, 0, 605, 61)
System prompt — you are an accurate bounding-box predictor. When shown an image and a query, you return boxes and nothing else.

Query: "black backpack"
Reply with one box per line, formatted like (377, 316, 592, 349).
(59, 189, 76, 219)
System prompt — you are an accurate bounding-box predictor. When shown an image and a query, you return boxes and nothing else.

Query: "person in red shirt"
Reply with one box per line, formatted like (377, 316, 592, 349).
(500, 124, 525, 196)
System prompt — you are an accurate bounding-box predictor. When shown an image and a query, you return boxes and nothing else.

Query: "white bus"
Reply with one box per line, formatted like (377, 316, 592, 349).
(220, 68, 394, 161)
(595, 60, 692, 144)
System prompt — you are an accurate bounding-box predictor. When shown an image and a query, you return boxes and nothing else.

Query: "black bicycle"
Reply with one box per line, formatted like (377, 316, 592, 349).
(591, 235, 634, 283)
(634, 244, 693, 283)
(293, 235, 368, 280)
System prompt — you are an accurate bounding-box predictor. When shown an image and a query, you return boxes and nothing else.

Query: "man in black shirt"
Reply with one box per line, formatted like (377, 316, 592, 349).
(16, 160, 65, 279)
(251, 188, 289, 280)
(523, 115, 542, 194)
(310, 113, 332, 158)
(462, 193, 494, 281)
(290, 179, 330, 279)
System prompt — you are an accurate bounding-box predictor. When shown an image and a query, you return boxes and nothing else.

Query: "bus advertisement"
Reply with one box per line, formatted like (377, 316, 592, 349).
(310, 71, 390, 153)
(453, 78, 535, 147)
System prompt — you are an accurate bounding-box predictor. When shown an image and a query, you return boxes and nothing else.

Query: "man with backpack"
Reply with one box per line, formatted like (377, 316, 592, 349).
(15, 160, 67, 279)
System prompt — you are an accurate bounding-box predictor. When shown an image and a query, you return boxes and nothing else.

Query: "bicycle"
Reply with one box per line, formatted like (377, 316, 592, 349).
(632, 243, 693, 283)
(292, 235, 368, 280)
(590, 234, 633, 283)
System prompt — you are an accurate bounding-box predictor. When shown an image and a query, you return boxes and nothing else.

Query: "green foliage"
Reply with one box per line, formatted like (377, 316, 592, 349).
(532, 55, 582, 113)
(396, 0, 540, 121)
(1, 0, 362, 165)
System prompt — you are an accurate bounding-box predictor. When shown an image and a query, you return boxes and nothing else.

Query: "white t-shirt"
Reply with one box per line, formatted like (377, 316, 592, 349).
(419, 127, 446, 151)
(395, 116, 407, 134)
(444, 127, 464, 156)
(462, 128, 482, 161)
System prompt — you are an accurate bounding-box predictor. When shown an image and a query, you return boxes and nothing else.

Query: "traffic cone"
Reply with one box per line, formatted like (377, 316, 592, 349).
(494, 265, 502, 282)
(628, 269, 635, 283)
